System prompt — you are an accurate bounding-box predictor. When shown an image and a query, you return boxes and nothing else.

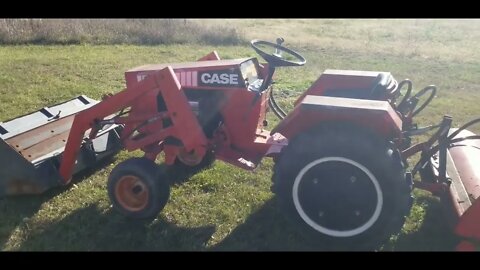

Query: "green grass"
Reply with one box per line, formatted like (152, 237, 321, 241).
(1, 19, 479, 251)
(0, 19, 244, 46)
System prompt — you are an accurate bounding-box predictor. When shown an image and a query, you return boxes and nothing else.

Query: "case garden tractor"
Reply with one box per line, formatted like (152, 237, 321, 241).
(0, 38, 479, 250)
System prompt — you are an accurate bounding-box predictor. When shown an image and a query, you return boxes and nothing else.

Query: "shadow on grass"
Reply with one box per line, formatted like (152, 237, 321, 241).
(16, 203, 216, 251)
(210, 198, 323, 251)
(216, 195, 463, 251)
(1, 158, 461, 251)
(0, 156, 116, 249)
(5, 193, 460, 251)
(161, 160, 215, 186)
(0, 192, 56, 248)
(14, 197, 320, 251)
(0, 157, 214, 250)
(382, 195, 458, 251)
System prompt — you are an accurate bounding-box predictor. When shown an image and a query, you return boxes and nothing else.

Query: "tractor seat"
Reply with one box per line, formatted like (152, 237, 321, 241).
(322, 71, 397, 100)
(370, 73, 395, 99)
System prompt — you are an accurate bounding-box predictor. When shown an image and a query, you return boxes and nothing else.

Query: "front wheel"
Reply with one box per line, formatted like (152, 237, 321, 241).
(273, 125, 412, 250)
(108, 157, 170, 220)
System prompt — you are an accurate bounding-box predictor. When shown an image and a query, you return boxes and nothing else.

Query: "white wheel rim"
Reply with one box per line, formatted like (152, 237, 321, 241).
(292, 157, 383, 238)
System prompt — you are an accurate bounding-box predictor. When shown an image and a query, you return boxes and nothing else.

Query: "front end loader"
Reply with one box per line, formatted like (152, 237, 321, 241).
(1, 38, 479, 251)
(0, 95, 122, 196)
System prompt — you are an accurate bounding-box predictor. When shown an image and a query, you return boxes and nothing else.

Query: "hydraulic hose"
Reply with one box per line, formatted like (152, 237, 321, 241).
(411, 85, 437, 117)
(412, 116, 480, 176)
(269, 87, 287, 120)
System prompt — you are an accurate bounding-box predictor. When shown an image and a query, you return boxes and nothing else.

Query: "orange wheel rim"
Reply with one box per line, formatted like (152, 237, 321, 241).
(115, 175, 149, 212)
(177, 148, 202, 166)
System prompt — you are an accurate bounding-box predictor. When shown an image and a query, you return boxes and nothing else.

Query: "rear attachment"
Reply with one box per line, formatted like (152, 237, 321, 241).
(408, 116, 480, 250)
(0, 96, 122, 197)
(445, 129, 480, 249)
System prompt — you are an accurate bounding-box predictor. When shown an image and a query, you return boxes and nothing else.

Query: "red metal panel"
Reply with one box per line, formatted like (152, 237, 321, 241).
(180, 72, 186, 85)
(192, 71, 198, 87)
(126, 58, 248, 73)
(272, 95, 402, 140)
(449, 129, 480, 241)
(219, 88, 270, 150)
(455, 200, 480, 240)
(449, 129, 480, 201)
(294, 69, 384, 106)
(456, 240, 477, 251)
(197, 51, 221, 61)
(186, 71, 191, 86)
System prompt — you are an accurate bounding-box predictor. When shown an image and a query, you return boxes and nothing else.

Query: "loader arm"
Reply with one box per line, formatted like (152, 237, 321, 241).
(59, 66, 207, 184)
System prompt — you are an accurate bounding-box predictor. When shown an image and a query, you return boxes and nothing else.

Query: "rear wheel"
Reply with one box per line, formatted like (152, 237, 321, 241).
(108, 157, 170, 219)
(273, 124, 412, 250)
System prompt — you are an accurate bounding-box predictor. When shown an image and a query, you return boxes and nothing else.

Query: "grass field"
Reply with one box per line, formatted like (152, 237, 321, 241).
(0, 19, 479, 251)
(0, 19, 243, 45)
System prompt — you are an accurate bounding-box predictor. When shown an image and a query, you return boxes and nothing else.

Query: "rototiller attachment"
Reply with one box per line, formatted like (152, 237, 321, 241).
(406, 116, 480, 250)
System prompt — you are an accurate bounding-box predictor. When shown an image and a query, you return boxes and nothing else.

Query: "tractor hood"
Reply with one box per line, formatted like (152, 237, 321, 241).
(125, 57, 263, 90)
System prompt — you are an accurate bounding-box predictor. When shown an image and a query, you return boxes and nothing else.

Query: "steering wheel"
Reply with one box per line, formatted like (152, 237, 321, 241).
(394, 79, 413, 108)
(250, 39, 306, 67)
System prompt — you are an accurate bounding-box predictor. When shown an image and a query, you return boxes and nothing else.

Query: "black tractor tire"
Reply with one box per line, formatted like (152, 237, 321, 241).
(273, 124, 412, 250)
(108, 157, 170, 220)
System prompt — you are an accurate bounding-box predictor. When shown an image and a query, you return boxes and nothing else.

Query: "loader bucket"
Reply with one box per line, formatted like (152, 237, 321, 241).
(0, 96, 122, 197)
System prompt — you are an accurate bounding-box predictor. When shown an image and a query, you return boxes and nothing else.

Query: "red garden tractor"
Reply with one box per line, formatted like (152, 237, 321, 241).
(1, 38, 479, 250)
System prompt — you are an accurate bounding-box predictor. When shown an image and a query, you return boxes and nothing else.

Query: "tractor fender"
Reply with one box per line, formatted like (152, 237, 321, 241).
(271, 95, 403, 142)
